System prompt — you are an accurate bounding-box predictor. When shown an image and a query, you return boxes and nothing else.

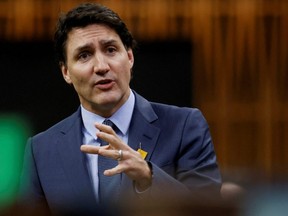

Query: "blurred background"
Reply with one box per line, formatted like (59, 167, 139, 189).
(0, 0, 288, 214)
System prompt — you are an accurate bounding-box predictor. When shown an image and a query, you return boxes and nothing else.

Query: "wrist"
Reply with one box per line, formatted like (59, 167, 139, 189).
(134, 161, 153, 192)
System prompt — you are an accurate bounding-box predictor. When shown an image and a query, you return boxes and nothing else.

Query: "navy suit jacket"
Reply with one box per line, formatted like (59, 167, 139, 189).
(20, 92, 221, 215)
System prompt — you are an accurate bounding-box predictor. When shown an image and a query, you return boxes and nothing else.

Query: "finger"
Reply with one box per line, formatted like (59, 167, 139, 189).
(97, 131, 117, 146)
(96, 131, 127, 151)
(95, 122, 122, 148)
(104, 165, 123, 176)
(95, 122, 115, 134)
(98, 148, 123, 161)
(80, 145, 100, 154)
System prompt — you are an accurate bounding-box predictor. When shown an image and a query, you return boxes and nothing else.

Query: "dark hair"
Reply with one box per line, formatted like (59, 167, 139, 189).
(54, 3, 137, 65)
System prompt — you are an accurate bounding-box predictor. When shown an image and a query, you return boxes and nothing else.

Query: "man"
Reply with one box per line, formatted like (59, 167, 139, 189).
(20, 2, 221, 215)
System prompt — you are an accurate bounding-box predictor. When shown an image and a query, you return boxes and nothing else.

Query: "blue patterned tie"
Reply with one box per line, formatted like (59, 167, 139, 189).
(98, 119, 121, 204)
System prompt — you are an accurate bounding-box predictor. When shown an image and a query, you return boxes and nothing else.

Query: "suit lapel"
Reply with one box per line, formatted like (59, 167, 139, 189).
(56, 109, 96, 203)
(128, 92, 160, 161)
(128, 108, 160, 161)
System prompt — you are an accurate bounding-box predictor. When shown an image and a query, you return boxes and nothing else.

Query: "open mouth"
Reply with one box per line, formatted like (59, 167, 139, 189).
(97, 79, 112, 85)
(95, 79, 114, 89)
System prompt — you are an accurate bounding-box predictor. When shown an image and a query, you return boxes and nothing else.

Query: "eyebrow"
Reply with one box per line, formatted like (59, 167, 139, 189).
(74, 43, 94, 55)
(74, 39, 119, 53)
(99, 39, 119, 46)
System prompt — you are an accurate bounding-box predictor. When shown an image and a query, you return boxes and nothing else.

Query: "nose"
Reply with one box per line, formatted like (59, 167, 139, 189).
(94, 53, 110, 75)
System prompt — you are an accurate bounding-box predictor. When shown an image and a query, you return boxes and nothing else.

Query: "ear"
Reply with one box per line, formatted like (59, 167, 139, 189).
(60, 62, 72, 84)
(127, 49, 134, 68)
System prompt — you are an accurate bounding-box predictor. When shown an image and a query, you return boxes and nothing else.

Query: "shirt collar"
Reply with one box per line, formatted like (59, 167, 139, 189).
(81, 89, 135, 139)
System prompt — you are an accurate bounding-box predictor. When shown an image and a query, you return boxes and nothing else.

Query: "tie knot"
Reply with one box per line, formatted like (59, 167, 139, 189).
(102, 119, 115, 128)
(100, 119, 118, 146)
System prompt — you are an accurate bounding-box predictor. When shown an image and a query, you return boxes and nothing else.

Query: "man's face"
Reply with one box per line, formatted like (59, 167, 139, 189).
(61, 24, 134, 117)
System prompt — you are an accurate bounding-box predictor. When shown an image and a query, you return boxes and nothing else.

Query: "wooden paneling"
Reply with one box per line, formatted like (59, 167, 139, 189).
(0, 0, 287, 178)
(190, 0, 288, 178)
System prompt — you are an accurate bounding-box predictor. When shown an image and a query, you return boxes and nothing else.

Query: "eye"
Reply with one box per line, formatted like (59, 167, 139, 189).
(78, 52, 91, 61)
(106, 46, 117, 54)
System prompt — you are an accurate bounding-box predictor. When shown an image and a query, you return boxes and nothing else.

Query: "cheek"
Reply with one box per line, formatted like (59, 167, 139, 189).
(69, 65, 93, 83)
(122, 57, 133, 78)
(120, 64, 132, 83)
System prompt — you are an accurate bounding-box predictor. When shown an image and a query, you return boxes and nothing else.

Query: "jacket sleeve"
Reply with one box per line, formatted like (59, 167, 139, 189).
(148, 109, 222, 199)
(18, 138, 49, 212)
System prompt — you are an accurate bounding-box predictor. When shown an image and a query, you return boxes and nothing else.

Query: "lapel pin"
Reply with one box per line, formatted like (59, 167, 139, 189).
(137, 142, 148, 159)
